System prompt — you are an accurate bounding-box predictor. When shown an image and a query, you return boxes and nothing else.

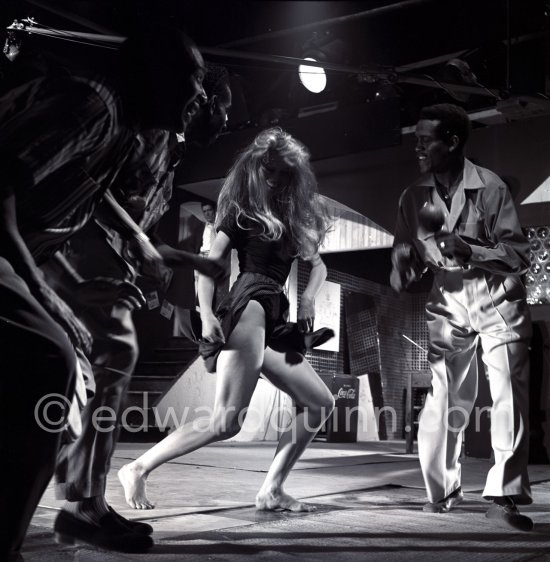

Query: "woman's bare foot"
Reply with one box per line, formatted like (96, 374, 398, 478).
(118, 463, 155, 510)
(255, 489, 316, 512)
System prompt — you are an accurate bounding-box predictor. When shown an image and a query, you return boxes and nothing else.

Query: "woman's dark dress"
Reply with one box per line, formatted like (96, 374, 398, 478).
(196, 215, 333, 373)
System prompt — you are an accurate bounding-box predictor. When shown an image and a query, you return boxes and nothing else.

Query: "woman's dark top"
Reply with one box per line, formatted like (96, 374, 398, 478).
(218, 214, 295, 285)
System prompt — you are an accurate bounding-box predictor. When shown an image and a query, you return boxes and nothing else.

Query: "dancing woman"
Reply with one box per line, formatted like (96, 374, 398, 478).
(119, 127, 335, 512)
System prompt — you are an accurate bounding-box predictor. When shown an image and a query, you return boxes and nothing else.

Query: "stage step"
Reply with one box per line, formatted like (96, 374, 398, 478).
(130, 375, 176, 392)
(134, 360, 192, 377)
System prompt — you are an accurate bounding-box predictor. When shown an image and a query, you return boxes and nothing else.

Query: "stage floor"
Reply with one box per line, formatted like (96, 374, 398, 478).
(24, 440, 550, 561)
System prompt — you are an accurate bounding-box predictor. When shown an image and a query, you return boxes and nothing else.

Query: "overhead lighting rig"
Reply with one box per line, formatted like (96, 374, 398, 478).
(4, 17, 502, 101)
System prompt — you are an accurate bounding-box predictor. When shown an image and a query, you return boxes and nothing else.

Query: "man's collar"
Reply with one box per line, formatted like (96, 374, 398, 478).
(462, 158, 485, 190)
(416, 158, 486, 190)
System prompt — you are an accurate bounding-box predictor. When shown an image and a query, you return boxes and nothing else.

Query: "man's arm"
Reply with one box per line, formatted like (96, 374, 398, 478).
(0, 187, 92, 353)
(96, 191, 226, 280)
(155, 241, 227, 279)
(42, 251, 145, 311)
(466, 184, 530, 275)
(94, 189, 163, 262)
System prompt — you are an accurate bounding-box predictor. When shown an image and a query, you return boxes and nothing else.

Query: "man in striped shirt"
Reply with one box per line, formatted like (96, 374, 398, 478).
(0, 26, 210, 559)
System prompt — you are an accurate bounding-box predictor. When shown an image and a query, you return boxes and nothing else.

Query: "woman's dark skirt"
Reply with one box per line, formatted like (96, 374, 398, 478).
(182, 271, 333, 373)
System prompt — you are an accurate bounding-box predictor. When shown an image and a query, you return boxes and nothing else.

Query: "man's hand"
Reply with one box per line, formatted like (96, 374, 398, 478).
(39, 283, 93, 354)
(195, 255, 226, 281)
(435, 230, 472, 264)
(157, 245, 227, 281)
(75, 277, 146, 311)
(390, 243, 415, 293)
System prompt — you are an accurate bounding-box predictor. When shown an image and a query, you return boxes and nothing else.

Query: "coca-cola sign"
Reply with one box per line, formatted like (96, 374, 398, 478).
(336, 387, 357, 400)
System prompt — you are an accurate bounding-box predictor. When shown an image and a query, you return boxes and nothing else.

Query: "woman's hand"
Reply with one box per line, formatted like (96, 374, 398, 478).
(201, 313, 225, 344)
(297, 296, 315, 333)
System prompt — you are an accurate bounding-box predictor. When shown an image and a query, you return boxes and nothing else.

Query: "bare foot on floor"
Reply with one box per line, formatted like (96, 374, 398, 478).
(118, 463, 155, 510)
(256, 490, 316, 512)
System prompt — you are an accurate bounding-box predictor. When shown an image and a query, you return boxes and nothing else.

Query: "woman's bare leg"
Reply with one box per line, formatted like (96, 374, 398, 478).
(255, 348, 335, 512)
(118, 301, 266, 509)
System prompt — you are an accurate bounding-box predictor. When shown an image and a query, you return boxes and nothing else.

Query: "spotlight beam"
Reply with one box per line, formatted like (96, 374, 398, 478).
(25, 0, 118, 34)
(6, 21, 124, 46)
(217, 0, 437, 49)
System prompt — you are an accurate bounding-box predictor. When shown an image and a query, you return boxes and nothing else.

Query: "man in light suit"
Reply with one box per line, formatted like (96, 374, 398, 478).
(391, 103, 533, 531)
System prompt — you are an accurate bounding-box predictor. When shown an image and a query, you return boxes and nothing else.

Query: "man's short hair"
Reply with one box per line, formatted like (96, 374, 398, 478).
(203, 64, 230, 100)
(419, 103, 471, 150)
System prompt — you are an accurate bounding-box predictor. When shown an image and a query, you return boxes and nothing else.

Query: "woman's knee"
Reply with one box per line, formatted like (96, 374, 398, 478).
(319, 392, 336, 416)
(208, 410, 245, 440)
(303, 388, 335, 420)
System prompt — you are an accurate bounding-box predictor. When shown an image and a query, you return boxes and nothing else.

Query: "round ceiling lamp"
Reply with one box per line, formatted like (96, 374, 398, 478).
(298, 57, 327, 93)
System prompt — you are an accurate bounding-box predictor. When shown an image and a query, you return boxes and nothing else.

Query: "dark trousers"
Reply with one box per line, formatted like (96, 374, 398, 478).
(0, 258, 76, 557)
(55, 303, 138, 500)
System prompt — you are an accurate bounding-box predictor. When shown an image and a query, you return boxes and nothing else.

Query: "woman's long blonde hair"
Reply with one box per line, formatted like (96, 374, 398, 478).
(216, 127, 331, 259)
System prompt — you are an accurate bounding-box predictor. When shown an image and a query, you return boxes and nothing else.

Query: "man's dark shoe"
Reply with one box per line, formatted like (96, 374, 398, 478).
(54, 510, 154, 552)
(423, 487, 464, 513)
(486, 498, 533, 532)
(108, 505, 153, 535)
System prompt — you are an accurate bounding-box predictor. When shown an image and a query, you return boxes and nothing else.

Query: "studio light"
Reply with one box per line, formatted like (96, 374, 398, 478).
(298, 57, 327, 93)
(298, 32, 347, 94)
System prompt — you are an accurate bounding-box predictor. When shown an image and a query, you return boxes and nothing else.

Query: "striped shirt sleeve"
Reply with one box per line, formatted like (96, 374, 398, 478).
(0, 76, 118, 190)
